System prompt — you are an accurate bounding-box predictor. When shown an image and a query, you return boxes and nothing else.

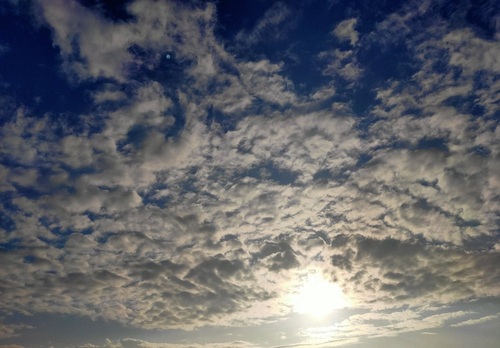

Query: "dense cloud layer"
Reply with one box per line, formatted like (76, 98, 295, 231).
(0, 0, 498, 347)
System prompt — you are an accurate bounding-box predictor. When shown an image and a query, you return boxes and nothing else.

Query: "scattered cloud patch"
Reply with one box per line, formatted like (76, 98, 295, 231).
(333, 18, 359, 45)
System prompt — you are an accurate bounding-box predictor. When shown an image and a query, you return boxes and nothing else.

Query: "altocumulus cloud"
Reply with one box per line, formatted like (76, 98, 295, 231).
(0, 0, 499, 347)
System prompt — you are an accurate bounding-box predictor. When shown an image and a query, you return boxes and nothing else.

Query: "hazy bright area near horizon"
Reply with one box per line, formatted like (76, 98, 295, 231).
(0, 0, 499, 347)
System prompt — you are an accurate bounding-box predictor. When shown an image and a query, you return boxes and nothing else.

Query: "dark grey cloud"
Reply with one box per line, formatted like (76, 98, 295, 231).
(325, 235, 500, 305)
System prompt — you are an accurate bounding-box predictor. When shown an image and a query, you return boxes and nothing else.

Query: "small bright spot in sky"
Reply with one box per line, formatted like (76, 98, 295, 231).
(166, 54, 171, 59)
(291, 273, 349, 319)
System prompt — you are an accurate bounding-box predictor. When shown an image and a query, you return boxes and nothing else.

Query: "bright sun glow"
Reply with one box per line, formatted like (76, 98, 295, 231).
(291, 273, 349, 319)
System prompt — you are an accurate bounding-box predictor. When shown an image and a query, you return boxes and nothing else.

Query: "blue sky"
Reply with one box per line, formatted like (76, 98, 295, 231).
(0, 0, 499, 347)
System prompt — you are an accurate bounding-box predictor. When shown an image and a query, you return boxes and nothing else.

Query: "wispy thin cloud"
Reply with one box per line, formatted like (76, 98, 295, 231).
(235, 2, 292, 46)
(450, 314, 500, 327)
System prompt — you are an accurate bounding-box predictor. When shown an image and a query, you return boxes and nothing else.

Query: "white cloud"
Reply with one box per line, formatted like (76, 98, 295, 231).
(318, 49, 363, 84)
(333, 18, 359, 45)
(36, 0, 219, 82)
(36, 0, 133, 81)
(440, 28, 500, 75)
(92, 88, 127, 104)
(238, 60, 296, 106)
(450, 314, 500, 327)
(0, 108, 51, 165)
(78, 338, 260, 348)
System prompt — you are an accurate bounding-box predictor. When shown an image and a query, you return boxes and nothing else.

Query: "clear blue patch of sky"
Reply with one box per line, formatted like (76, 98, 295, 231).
(38, 216, 82, 239)
(96, 231, 115, 244)
(217, 1, 332, 94)
(0, 209, 16, 232)
(164, 92, 187, 138)
(35, 217, 82, 249)
(23, 254, 36, 263)
(0, 237, 22, 251)
(312, 153, 372, 184)
(11, 183, 43, 200)
(132, 47, 191, 93)
(241, 162, 299, 186)
(140, 182, 170, 209)
(117, 124, 151, 154)
(438, 0, 499, 39)
(0, 190, 19, 212)
(206, 106, 239, 132)
(416, 137, 449, 152)
(347, 40, 420, 118)
(83, 210, 115, 223)
(0, 9, 97, 120)
(36, 235, 66, 249)
(215, 0, 277, 40)
(79, 0, 136, 22)
(443, 94, 487, 118)
(469, 145, 491, 157)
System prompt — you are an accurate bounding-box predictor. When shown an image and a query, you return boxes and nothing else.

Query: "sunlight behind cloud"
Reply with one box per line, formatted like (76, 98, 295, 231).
(291, 273, 349, 319)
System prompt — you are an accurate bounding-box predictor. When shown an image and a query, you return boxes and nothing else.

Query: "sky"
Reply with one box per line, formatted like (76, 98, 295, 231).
(0, 0, 499, 347)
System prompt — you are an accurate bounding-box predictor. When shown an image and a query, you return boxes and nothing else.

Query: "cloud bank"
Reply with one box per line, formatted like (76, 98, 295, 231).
(0, 0, 498, 346)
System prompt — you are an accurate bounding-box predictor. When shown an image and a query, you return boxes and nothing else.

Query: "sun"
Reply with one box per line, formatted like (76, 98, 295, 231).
(291, 273, 349, 319)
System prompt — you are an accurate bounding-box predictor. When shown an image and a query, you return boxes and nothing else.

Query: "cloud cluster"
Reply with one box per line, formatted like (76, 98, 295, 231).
(0, 0, 498, 346)
(78, 338, 259, 348)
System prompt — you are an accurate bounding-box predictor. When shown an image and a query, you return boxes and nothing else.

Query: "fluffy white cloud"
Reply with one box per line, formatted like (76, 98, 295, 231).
(333, 18, 359, 45)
